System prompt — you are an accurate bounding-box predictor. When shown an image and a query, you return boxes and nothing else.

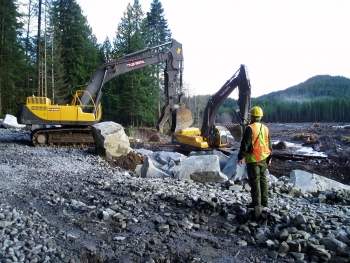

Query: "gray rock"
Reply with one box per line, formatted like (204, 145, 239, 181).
(292, 214, 308, 227)
(172, 155, 227, 182)
(289, 170, 350, 194)
(188, 149, 228, 170)
(287, 241, 301, 252)
(308, 243, 331, 261)
(92, 121, 131, 158)
(149, 151, 186, 168)
(278, 241, 289, 253)
(140, 157, 170, 178)
(319, 237, 347, 252)
(267, 249, 279, 259)
(221, 150, 247, 180)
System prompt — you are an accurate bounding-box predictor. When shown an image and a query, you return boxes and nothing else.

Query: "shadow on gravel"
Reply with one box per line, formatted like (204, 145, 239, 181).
(0, 139, 32, 146)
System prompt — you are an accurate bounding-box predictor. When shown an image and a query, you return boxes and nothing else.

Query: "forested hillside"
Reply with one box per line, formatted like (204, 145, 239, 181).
(190, 75, 350, 125)
(251, 75, 350, 123)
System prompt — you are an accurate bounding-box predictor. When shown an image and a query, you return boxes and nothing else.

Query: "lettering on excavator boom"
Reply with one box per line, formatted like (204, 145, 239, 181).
(220, 85, 231, 97)
(127, 59, 146, 68)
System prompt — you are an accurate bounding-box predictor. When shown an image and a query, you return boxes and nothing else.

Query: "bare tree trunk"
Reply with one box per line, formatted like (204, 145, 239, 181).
(51, 33, 55, 103)
(44, 1, 47, 97)
(0, 1, 4, 112)
(37, 0, 42, 95)
(25, 0, 33, 96)
(158, 101, 161, 120)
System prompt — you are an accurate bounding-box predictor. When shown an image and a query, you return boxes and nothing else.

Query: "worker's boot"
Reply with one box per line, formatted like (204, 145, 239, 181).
(254, 206, 262, 221)
(261, 207, 269, 220)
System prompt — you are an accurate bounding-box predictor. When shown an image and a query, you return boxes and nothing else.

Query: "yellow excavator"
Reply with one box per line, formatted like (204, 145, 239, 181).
(17, 40, 193, 147)
(171, 64, 251, 149)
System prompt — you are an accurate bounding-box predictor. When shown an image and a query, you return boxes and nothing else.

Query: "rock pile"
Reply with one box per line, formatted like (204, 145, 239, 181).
(0, 128, 350, 262)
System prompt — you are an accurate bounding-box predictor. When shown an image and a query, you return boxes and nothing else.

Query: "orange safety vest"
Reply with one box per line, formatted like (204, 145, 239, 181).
(245, 122, 271, 163)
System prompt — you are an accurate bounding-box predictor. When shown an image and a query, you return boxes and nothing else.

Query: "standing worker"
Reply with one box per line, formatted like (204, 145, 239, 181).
(237, 106, 272, 220)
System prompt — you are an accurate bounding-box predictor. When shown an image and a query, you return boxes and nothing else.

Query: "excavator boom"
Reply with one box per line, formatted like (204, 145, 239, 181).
(201, 64, 251, 140)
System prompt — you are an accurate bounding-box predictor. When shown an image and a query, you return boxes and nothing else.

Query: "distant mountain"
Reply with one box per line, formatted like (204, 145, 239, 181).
(258, 75, 350, 102)
(250, 75, 350, 122)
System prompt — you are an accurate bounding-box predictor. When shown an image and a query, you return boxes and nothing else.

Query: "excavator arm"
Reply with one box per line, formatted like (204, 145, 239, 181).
(200, 64, 251, 141)
(79, 39, 193, 133)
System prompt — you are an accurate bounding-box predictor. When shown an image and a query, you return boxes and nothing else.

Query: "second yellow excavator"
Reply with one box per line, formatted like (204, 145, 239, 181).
(171, 64, 251, 150)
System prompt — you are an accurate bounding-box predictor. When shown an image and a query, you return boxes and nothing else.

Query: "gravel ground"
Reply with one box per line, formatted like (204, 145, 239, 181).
(0, 128, 269, 262)
(1, 127, 350, 263)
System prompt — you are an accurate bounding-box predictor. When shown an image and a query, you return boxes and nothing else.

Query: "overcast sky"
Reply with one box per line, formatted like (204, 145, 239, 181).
(78, 0, 350, 98)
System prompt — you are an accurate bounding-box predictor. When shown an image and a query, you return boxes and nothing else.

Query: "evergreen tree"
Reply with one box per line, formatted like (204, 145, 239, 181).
(50, 0, 100, 101)
(99, 37, 113, 62)
(145, 0, 172, 118)
(105, 0, 159, 126)
(146, 0, 171, 47)
(0, 0, 25, 115)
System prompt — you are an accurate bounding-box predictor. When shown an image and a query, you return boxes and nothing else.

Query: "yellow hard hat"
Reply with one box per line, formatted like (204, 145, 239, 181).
(250, 106, 263, 117)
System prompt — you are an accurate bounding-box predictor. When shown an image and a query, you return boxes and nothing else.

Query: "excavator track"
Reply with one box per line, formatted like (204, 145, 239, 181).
(31, 127, 95, 148)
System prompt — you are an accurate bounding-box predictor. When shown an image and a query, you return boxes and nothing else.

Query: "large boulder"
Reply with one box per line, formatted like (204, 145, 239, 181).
(171, 155, 228, 183)
(289, 170, 350, 194)
(222, 150, 248, 180)
(140, 157, 170, 178)
(188, 150, 229, 170)
(1, 114, 26, 129)
(92, 121, 131, 158)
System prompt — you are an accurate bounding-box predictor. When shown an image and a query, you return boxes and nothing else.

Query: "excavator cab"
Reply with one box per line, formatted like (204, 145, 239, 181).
(209, 126, 228, 147)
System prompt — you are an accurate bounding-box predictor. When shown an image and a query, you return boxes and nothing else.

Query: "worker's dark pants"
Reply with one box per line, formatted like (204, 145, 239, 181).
(247, 159, 269, 207)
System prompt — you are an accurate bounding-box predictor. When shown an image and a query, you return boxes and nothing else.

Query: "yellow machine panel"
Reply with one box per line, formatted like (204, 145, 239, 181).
(172, 128, 209, 149)
(47, 107, 61, 121)
(23, 94, 101, 123)
(172, 126, 229, 149)
(176, 127, 201, 135)
(60, 106, 78, 121)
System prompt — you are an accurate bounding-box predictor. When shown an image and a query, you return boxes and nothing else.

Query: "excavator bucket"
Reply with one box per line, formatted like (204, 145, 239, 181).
(172, 108, 194, 132)
(226, 124, 244, 142)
